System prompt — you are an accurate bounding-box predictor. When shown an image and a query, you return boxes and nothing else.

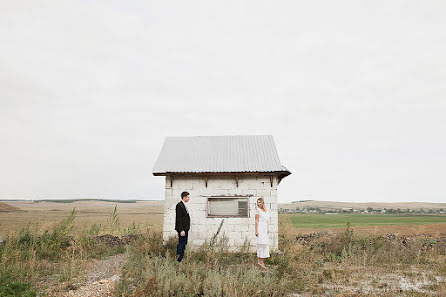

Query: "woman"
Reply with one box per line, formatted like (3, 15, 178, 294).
(255, 197, 269, 268)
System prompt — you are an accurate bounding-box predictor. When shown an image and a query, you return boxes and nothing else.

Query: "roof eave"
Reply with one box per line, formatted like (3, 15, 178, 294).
(152, 170, 291, 177)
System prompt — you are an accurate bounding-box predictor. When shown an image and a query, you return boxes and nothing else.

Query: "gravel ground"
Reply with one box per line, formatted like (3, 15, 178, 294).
(61, 253, 126, 297)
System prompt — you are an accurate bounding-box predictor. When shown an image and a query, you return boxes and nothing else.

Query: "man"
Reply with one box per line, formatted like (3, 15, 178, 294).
(175, 191, 190, 262)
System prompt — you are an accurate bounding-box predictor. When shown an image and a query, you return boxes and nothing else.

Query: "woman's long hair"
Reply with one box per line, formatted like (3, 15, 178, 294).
(257, 197, 266, 211)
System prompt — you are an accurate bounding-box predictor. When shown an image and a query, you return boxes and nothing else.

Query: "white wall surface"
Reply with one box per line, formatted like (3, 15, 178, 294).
(163, 175, 279, 251)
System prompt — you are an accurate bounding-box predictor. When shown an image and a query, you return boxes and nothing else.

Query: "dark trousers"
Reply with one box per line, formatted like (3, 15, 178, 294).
(176, 231, 188, 262)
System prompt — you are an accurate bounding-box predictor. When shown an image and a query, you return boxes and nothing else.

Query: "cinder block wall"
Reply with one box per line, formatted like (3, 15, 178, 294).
(163, 175, 279, 251)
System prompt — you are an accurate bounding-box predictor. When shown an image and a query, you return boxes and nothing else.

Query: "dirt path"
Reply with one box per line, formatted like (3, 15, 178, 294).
(63, 253, 126, 297)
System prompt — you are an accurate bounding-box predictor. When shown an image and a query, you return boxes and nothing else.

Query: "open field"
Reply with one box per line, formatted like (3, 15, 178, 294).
(279, 214, 446, 238)
(2, 200, 445, 237)
(0, 200, 163, 236)
(288, 213, 446, 229)
(1, 200, 445, 296)
(280, 200, 446, 211)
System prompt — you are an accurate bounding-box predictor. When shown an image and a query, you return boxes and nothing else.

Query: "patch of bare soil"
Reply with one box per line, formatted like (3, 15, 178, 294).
(49, 253, 126, 297)
(291, 266, 445, 296)
(322, 267, 445, 296)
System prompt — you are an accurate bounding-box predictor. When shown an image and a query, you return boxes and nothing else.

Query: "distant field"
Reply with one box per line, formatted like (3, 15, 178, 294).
(288, 213, 446, 229)
(2, 201, 446, 237)
(279, 200, 446, 210)
(0, 200, 164, 236)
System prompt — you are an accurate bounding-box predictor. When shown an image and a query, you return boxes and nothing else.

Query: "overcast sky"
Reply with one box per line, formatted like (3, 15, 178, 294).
(1, 1, 445, 203)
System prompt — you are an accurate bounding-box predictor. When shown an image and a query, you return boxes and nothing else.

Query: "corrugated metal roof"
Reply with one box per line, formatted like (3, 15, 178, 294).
(153, 135, 290, 176)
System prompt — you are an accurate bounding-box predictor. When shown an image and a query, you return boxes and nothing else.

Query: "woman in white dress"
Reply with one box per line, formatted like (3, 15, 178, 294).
(255, 197, 269, 268)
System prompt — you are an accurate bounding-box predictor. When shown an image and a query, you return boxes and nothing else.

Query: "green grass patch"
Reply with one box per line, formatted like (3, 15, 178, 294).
(0, 270, 36, 297)
(288, 214, 446, 229)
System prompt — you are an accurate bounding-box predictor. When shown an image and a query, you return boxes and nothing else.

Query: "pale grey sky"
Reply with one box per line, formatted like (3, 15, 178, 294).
(1, 1, 445, 203)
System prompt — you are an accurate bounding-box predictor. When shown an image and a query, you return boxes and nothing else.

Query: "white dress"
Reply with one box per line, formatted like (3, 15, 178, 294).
(256, 208, 270, 258)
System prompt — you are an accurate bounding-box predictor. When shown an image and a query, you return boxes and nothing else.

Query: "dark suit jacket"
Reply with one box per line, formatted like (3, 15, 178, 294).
(175, 201, 190, 232)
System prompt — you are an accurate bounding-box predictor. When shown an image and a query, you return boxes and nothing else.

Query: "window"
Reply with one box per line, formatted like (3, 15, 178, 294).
(207, 197, 249, 217)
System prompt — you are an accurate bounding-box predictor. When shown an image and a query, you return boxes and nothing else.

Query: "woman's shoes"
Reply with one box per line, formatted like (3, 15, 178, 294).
(257, 262, 266, 269)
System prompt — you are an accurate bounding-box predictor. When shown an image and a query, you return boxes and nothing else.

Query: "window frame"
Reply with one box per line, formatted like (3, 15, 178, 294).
(206, 196, 250, 218)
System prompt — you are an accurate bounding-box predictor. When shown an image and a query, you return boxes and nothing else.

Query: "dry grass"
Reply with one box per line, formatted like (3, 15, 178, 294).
(279, 213, 446, 237)
(1, 201, 445, 296)
(0, 202, 21, 212)
(114, 224, 446, 296)
(0, 201, 163, 236)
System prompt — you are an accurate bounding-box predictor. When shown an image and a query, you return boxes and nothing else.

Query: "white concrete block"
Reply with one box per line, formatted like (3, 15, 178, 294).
(227, 188, 244, 196)
(238, 181, 251, 189)
(270, 218, 278, 227)
(257, 189, 270, 197)
(193, 239, 205, 246)
(233, 224, 249, 232)
(249, 197, 259, 204)
(220, 224, 235, 233)
(213, 189, 230, 195)
(172, 190, 183, 199)
(227, 231, 242, 239)
(258, 181, 268, 189)
(224, 217, 247, 225)
(164, 208, 175, 217)
(269, 224, 278, 233)
(269, 211, 278, 218)
(234, 238, 250, 246)
(187, 198, 201, 205)
(247, 182, 260, 190)
(192, 181, 206, 190)
(188, 224, 202, 232)
(217, 179, 236, 190)
(242, 189, 256, 195)
(191, 212, 206, 221)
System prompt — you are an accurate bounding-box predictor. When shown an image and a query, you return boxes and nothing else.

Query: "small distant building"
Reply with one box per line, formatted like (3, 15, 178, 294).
(153, 135, 291, 251)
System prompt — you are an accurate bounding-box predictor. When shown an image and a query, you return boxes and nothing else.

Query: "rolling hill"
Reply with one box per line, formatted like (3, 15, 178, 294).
(0, 202, 21, 212)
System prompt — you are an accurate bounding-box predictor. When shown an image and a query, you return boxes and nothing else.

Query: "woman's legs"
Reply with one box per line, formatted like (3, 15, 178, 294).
(256, 243, 269, 268)
(257, 257, 265, 268)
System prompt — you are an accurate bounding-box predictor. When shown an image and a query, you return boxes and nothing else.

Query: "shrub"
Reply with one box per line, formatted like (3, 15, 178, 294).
(0, 270, 36, 297)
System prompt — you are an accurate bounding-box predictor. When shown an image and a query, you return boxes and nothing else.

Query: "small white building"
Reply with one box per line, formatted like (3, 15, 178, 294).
(153, 135, 290, 251)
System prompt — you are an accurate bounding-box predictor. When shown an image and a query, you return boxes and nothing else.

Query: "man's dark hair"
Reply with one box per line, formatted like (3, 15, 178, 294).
(181, 191, 190, 199)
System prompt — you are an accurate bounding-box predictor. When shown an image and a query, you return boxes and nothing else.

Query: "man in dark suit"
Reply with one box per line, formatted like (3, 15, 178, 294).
(175, 191, 190, 262)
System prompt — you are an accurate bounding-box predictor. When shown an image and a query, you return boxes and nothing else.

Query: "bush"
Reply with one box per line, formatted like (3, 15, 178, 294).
(0, 270, 36, 297)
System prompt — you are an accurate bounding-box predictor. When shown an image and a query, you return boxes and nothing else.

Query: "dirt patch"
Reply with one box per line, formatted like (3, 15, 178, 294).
(0, 202, 21, 212)
(53, 253, 127, 297)
(323, 268, 445, 296)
